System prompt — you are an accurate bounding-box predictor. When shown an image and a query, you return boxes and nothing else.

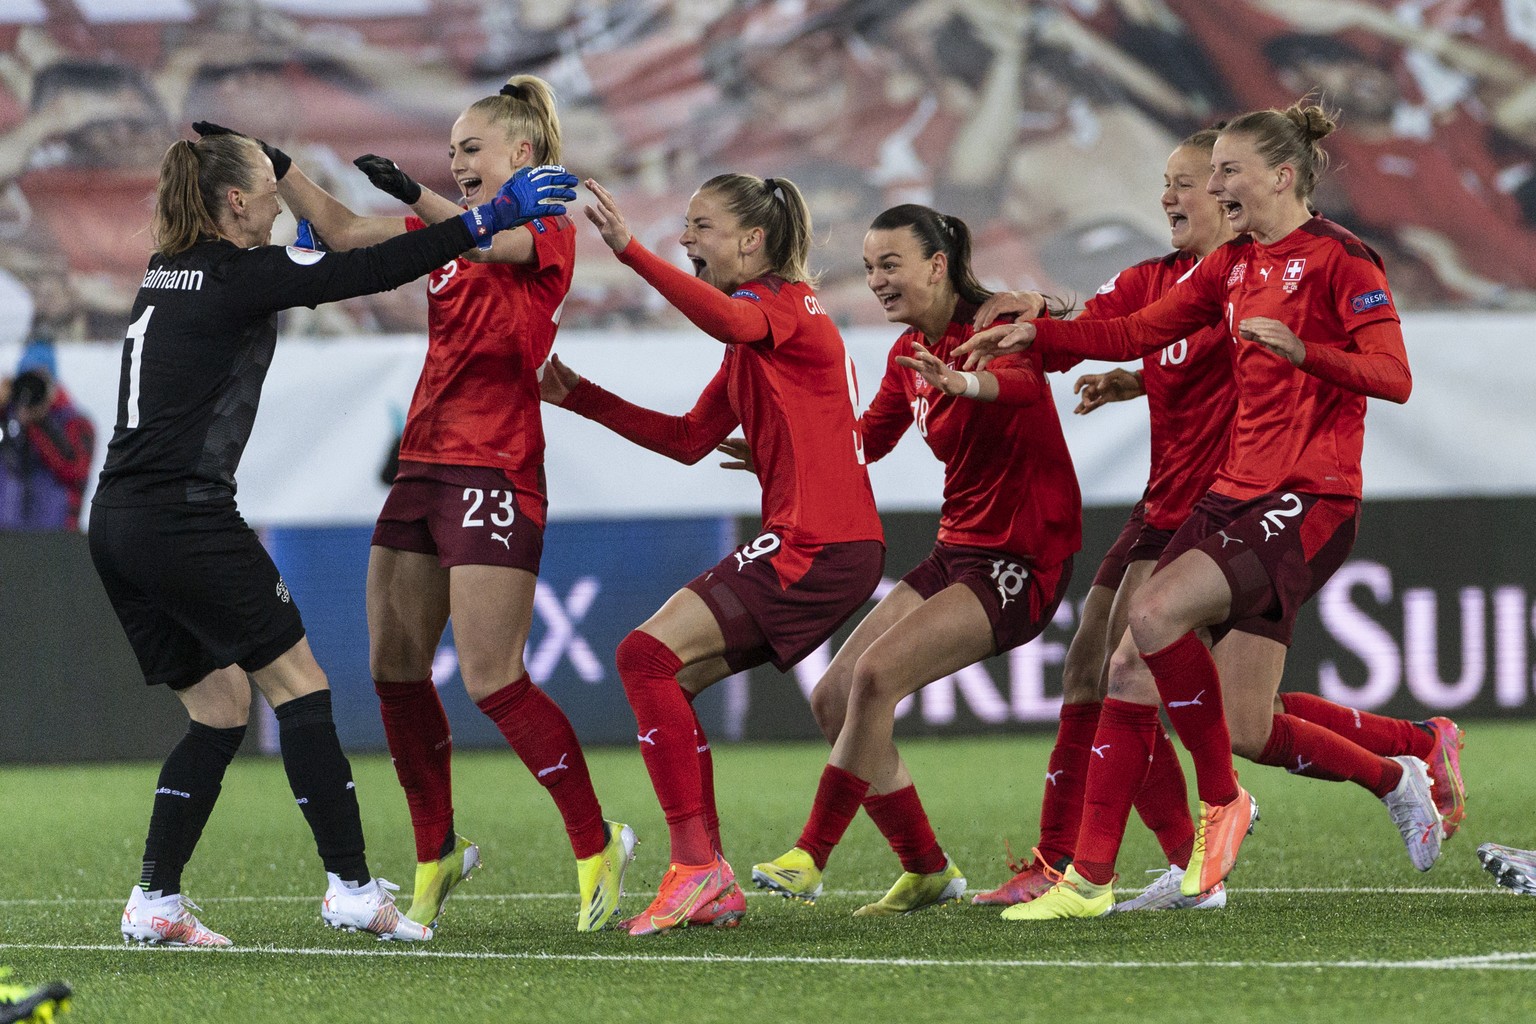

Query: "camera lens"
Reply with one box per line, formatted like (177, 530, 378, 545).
(12, 370, 47, 409)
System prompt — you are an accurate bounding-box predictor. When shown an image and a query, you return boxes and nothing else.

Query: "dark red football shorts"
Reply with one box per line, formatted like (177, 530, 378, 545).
(685, 532, 884, 673)
(1091, 500, 1176, 591)
(902, 542, 1073, 654)
(1157, 489, 1359, 645)
(372, 462, 544, 572)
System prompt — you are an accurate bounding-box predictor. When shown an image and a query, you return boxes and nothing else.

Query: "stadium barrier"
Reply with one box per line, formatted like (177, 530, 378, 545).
(7, 496, 1532, 762)
(2, 313, 1533, 529)
(0, 531, 186, 763)
(744, 500, 1536, 739)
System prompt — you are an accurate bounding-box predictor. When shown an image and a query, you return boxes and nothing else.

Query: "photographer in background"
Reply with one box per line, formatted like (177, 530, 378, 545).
(0, 340, 95, 530)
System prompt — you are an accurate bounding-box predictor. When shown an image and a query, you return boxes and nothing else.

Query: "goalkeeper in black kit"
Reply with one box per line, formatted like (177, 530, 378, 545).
(89, 125, 576, 946)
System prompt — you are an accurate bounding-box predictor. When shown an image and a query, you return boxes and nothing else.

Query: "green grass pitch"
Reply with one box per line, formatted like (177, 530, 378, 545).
(3, 723, 1534, 1023)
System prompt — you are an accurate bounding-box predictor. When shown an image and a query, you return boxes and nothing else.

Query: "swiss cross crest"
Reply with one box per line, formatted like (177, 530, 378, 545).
(1282, 257, 1306, 293)
(1227, 262, 1247, 286)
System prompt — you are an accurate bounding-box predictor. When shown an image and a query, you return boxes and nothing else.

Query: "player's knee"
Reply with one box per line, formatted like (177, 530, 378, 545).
(456, 647, 526, 703)
(190, 695, 249, 731)
(368, 636, 435, 680)
(1126, 585, 1181, 652)
(616, 631, 679, 699)
(1105, 649, 1155, 704)
(615, 631, 647, 686)
(848, 653, 905, 715)
(808, 680, 849, 742)
(1226, 713, 1271, 761)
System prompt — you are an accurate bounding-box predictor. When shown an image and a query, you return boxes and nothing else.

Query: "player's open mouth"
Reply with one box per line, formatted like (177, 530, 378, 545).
(1222, 200, 1243, 218)
(689, 256, 706, 275)
(1168, 212, 1187, 228)
(878, 291, 899, 310)
(458, 177, 483, 201)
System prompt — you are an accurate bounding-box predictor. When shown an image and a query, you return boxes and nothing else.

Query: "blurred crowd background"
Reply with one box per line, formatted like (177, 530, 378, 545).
(5, 0, 1536, 343)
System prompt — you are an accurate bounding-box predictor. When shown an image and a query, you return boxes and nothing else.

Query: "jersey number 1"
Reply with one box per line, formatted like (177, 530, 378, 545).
(124, 305, 155, 428)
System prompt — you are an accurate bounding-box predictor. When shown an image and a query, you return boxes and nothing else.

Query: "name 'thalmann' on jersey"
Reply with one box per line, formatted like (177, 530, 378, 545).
(141, 267, 204, 291)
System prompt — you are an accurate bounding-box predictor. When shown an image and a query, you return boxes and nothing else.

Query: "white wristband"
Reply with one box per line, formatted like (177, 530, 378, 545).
(957, 371, 981, 398)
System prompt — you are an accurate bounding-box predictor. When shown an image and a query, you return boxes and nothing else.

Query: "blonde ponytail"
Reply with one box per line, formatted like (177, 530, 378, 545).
(468, 74, 562, 164)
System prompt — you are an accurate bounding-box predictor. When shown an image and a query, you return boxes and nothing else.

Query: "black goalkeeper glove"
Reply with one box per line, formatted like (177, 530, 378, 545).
(352, 153, 422, 205)
(191, 120, 292, 181)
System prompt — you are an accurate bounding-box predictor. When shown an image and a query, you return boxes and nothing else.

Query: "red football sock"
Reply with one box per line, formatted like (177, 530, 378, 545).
(1132, 722, 1195, 868)
(1256, 713, 1403, 798)
(375, 679, 454, 863)
(863, 785, 947, 875)
(683, 692, 722, 856)
(1072, 698, 1160, 885)
(1280, 692, 1433, 760)
(1143, 632, 1238, 807)
(616, 631, 713, 864)
(795, 765, 871, 870)
(1035, 701, 1100, 866)
(476, 674, 606, 859)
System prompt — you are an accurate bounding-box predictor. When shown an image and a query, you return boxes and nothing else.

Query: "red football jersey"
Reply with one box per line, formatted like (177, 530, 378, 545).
(1081, 251, 1236, 529)
(561, 244, 882, 567)
(721, 275, 884, 551)
(859, 307, 1080, 568)
(397, 215, 575, 524)
(1034, 216, 1409, 501)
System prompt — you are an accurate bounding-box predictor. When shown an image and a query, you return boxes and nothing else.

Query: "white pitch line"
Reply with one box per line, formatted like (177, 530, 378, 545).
(0, 942, 1534, 971)
(0, 885, 1505, 907)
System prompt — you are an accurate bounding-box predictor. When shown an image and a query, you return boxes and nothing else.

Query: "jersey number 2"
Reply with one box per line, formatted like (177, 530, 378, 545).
(124, 305, 155, 428)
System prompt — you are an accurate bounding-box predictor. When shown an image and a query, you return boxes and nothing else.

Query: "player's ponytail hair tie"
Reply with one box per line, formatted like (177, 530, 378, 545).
(763, 176, 783, 200)
(499, 82, 526, 101)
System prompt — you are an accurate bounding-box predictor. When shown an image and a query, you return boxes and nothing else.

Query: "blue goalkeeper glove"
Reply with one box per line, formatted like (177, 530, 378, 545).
(295, 218, 328, 249)
(458, 164, 579, 250)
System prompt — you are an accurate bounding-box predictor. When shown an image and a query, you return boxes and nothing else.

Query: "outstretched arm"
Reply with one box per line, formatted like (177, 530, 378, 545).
(229, 166, 572, 315)
(353, 153, 539, 265)
(896, 340, 1046, 406)
(584, 179, 772, 345)
(279, 164, 408, 249)
(546, 354, 742, 465)
(958, 272, 1223, 368)
(189, 121, 410, 249)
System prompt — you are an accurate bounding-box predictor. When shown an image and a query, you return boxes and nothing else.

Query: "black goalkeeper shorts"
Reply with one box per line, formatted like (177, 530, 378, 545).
(89, 499, 306, 689)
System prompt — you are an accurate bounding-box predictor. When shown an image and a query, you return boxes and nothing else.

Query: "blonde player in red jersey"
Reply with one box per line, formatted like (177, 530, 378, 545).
(963, 100, 1446, 920)
(971, 128, 1236, 910)
(973, 131, 1465, 915)
(744, 203, 1081, 916)
(271, 75, 635, 935)
(540, 173, 885, 935)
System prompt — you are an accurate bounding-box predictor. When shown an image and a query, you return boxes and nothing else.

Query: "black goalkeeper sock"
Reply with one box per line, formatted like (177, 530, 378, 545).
(274, 690, 370, 885)
(139, 721, 246, 896)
